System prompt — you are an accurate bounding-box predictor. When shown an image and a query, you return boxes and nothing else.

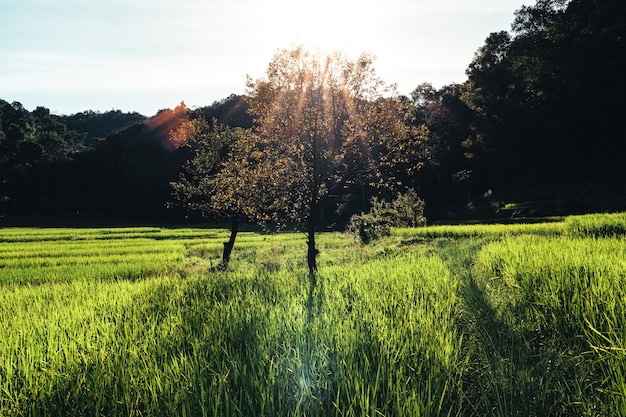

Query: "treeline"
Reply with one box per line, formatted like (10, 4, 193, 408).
(0, 96, 251, 221)
(1, 0, 624, 224)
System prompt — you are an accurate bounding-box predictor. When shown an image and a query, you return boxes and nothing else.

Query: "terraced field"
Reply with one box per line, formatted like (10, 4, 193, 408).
(1, 213, 625, 416)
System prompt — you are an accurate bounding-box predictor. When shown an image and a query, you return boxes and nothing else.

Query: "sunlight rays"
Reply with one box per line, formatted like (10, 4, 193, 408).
(248, 47, 362, 157)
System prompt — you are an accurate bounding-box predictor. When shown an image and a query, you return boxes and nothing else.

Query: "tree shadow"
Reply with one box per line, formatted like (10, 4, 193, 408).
(305, 272, 323, 325)
(460, 272, 572, 416)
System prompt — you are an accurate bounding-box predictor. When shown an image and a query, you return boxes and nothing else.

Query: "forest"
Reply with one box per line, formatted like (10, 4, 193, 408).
(1, 0, 625, 225)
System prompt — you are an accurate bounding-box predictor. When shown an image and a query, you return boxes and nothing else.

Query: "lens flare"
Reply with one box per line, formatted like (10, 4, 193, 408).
(146, 101, 189, 149)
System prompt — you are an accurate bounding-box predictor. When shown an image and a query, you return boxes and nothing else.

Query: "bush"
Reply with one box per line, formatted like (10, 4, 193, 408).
(348, 189, 426, 243)
(392, 188, 427, 228)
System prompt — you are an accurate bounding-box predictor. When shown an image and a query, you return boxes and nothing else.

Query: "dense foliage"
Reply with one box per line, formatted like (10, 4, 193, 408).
(1, 0, 624, 224)
(54, 109, 147, 145)
(462, 0, 626, 191)
(244, 47, 424, 271)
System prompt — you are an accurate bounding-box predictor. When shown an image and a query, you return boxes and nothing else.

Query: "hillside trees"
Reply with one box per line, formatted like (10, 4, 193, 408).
(192, 94, 253, 129)
(410, 83, 474, 216)
(246, 47, 426, 273)
(0, 100, 36, 213)
(54, 109, 147, 146)
(462, 0, 626, 188)
(84, 124, 183, 218)
(0, 101, 84, 214)
(0, 97, 259, 221)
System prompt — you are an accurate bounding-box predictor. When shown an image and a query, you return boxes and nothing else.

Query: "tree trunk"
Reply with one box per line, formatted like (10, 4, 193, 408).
(308, 128, 320, 276)
(221, 217, 239, 269)
(359, 180, 367, 210)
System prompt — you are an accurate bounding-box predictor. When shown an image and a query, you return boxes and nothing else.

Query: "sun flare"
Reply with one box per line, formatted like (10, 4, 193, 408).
(264, 0, 381, 56)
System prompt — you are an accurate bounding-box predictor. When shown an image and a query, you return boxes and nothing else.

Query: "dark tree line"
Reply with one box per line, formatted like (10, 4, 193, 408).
(1, 0, 625, 224)
(463, 0, 626, 187)
(414, 0, 626, 217)
(55, 109, 147, 146)
(0, 96, 250, 221)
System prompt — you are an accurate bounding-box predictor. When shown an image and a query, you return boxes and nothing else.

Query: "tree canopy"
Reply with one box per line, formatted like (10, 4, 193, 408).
(245, 47, 423, 272)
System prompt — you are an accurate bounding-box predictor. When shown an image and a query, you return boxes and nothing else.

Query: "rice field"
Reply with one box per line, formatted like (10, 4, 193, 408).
(0, 213, 625, 416)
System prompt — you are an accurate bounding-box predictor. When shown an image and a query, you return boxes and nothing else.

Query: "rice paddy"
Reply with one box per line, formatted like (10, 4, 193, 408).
(0, 213, 625, 415)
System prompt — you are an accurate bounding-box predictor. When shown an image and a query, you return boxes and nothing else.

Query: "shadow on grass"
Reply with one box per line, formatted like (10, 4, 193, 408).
(460, 267, 575, 416)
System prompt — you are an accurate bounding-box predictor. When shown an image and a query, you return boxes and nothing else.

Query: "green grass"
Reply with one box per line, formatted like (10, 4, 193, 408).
(564, 212, 626, 237)
(392, 220, 563, 239)
(0, 213, 625, 415)
(473, 234, 626, 414)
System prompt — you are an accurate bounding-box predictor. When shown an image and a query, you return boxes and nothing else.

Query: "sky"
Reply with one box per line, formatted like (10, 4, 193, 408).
(1, 0, 534, 116)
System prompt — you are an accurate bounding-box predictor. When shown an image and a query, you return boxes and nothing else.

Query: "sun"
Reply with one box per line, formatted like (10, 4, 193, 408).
(264, 0, 381, 56)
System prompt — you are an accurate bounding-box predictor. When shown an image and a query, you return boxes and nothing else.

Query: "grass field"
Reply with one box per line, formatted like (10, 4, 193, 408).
(0, 213, 625, 416)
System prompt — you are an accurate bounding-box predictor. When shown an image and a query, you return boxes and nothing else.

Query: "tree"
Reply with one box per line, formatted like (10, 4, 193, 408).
(246, 46, 417, 274)
(171, 117, 263, 268)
